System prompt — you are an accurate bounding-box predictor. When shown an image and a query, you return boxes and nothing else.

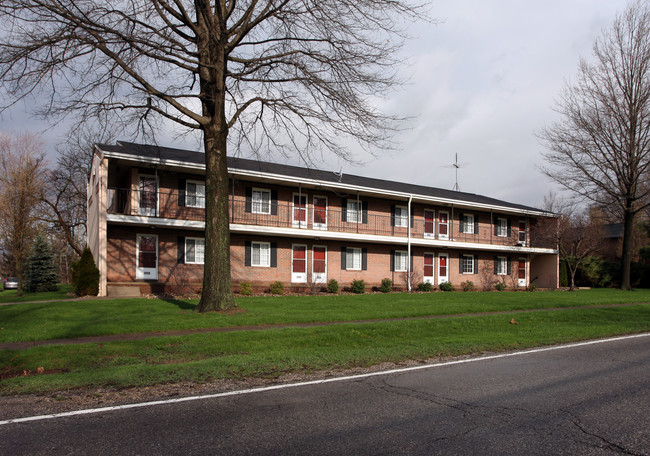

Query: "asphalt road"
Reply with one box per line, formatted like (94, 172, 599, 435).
(1, 334, 649, 455)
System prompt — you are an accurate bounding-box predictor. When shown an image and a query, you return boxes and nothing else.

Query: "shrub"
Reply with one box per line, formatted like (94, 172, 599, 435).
(327, 278, 339, 294)
(269, 281, 284, 295)
(71, 247, 100, 296)
(417, 282, 434, 292)
(527, 282, 538, 292)
(559, 260, 569, 287)
(379, 278, 392, 293)
(495, 281, 506, 292)
(350, 279, 366, 294)
(461, 280, 475, 292)
(24, 235, 59, 293)
(239, 282, 253, 296)
(439, 281, 454, 292)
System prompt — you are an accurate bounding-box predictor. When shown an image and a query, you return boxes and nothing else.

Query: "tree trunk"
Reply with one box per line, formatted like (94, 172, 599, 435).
(569, 267, 577, 291)
(620, 206, 635, 290)
(195, 5, 236, 312)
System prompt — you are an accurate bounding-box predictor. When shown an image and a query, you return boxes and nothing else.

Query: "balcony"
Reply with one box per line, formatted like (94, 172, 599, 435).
(107, 187, 539, 247)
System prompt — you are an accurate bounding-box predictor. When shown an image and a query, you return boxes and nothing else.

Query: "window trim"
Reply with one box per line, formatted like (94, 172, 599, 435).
(394, 205, 408, 228)
(346, 247, 362, 270)
(185, 179, 206, 209)
(495, 256, 508, 275)
(313, 195, 328, 229)
(394, 250, 408, 272)
(461, 213, 475, 234)
(184, 237, 205, 264)
(346, 200, 362, 224)
(251, 241, 271, 267)
(251, 188, 272, 215)
(438, 211, 449, 240)
(461, 254, 475, 274)
(496, 217, 508, 237)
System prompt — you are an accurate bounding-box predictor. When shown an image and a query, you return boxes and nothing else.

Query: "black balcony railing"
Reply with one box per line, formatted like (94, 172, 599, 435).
(107, 187, 549, 247)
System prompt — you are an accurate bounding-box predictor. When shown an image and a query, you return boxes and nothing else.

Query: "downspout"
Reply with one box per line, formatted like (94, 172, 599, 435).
(356, 191, 360, 233)
(407, 195, 412, 292)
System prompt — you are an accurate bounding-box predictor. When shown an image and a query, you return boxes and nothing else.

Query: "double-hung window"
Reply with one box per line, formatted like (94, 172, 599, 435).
(496, 218, 508, 237)
(347, 200, 362, 223)
(394, 251, 408, 272)
(252, 189, 271, 214)
(461, 254, 475, 274)
(461, 214, 474, 234)
(394, 206, 408, 227)
(251, 241, 271, 267)
(185, 238, 205, 264)
(186, 181, 206, 208)
(346, 247, 362, 270)
(495, 256, 508, 275)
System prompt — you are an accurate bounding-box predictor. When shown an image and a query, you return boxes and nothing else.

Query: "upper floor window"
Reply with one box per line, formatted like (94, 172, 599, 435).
(252, 188, 271, 214)
(394, 206, 408, 227)
(186, 180, 206, 208)
(461, 214, 474, 234)
(185, 238, 205, 264)
(518, 221, 527, 244)
(496, 218, 508, 237)
(347, 200, 362, 223)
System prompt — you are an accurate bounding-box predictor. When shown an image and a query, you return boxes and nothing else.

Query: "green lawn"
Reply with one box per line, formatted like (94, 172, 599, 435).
(1, 304, 649, 394)
(0, 284, 74, 304)
(1, 288, 650, 343)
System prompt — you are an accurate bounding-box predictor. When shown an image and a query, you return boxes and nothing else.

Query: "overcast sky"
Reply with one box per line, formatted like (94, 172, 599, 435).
(0, 0, 631, 209)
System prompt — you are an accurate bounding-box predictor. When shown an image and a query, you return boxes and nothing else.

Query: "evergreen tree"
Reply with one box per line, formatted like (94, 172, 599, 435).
(71, 247, 99, 296)
(25, 235, 59, 292)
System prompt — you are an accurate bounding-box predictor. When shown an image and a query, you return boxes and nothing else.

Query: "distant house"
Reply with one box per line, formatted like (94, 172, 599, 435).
(86, 141, 559, 296)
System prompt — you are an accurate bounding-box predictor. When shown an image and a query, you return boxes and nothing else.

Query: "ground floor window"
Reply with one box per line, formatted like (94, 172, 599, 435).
(495, 256, 508, 275)
(346, 247, 362, 270)
(393, 250, 408, 272)
(185, 238, 205, 264)
(461, 254, 475, 274)
(252, 241, 271, 267)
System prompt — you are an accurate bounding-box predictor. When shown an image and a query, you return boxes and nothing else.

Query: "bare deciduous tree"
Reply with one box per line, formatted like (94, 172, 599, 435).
(0, 132, 47, 295)
(539, 1, 650, 290)
(0, 0, 426, 311)
(533, 196, 603, 291)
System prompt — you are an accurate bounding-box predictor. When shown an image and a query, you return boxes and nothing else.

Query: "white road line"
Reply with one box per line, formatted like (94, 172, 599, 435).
(2, 332, 649, 426)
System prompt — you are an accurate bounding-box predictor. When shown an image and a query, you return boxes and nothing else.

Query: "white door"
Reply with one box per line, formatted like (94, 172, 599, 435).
(438, 253, 449, 285)
(292, 244, 307, 283)
(138, 175, 158, 216)
(136, 234, 158, 280)
(312, 246, 327, 283)
(424, 210, 435, 238)
(438, 212, 449, 240)
(423, 253, 435, 284)
(292, 194, 308, 228)
(518, 258, 527, 287)
(313, 196, 328, 230)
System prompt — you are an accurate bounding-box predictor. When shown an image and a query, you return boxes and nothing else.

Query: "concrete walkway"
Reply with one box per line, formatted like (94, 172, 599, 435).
(1, 302, 645, 351)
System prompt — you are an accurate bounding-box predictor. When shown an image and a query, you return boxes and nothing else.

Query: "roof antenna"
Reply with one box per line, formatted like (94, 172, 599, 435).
(333, 165, 343, 182)
(443, 153, 468, 192)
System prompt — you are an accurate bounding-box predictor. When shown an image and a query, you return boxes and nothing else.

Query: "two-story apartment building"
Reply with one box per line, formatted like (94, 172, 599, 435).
(87, 141, 558, 296)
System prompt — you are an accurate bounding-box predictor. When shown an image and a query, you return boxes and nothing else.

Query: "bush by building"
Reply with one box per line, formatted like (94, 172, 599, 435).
(71, 247, 100, 296)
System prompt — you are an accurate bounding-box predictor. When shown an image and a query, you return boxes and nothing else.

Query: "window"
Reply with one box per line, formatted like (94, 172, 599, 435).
(424, 210, 435, 237)
(346, 247, 362, 270)
(518, 221, 527, 244)
(461, 254, 475, 274)
(186, 181, 206, 208)
(347, 200, 361, 223)
(185, 238, 205, 264)
(251, 241, 271, 267)
(438, 211, 449, 239)
(394, 250, 408, 272)
(495, 256, 508, 275)
(496, 218, 508, 237)
(394, 206, 408, 227)
(461, 214, 474, 234)
(252, 189, 271, 214)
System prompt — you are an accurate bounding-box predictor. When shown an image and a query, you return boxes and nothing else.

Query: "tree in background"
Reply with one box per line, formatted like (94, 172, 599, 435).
(0, 132, 47, 295)
(41, 124, 118, 256)
(539, 1, 650, 290)
(24, 234, 59, 293)
(0, 0, 426, 311)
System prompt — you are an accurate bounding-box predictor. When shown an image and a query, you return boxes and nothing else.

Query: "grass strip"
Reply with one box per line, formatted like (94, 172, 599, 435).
(0, 284, 74, 304)
(2, 304, 649, 395)
(2, 289, 650, 343)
